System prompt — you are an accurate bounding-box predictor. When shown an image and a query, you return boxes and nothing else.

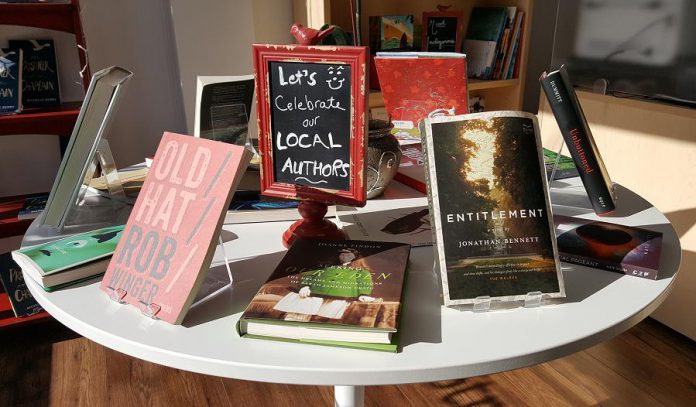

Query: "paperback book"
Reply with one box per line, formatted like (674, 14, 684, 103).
(238, 239, 411, 352)
(540, 65, 615, 215)
(554, 215, 662, 279)
(12, 225, 124, 290)
(422, 111, 564, 306)
(100, 132, 252, 324)
(0, 48, 22, 114)
(0, 252, 43, 317)
(9, 40, 60, 108)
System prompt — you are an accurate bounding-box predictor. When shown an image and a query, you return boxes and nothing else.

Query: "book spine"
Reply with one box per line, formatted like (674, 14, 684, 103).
(540, 70, 615, 215)
(558, 253, 658, 280)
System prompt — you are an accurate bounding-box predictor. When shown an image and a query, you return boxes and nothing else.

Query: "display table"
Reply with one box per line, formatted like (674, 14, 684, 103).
(23, 178, 681, 407)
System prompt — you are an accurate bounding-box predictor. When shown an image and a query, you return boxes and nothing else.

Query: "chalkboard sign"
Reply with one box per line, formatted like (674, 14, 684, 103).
(253, 45, 368, 207)
(422, 11, 463, 53)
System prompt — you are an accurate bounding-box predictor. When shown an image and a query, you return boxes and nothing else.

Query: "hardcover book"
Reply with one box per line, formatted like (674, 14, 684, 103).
(9, 40, 60, 108)
(422, 111, 564, 306)
(374, 52, 468, 131)
(100, 132, 252, 324)
(12, 225, 124, 290)
(540, 65, 615, 215)
(554, 215, 662, 279)
(0, 252, 43, 317)
(238, 239, 411, 352)
(0, 48, 22, 114)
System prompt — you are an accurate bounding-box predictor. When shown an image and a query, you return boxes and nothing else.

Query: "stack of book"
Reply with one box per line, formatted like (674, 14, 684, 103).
(12, 225, 124, 291)
(463, 6, 525, 80)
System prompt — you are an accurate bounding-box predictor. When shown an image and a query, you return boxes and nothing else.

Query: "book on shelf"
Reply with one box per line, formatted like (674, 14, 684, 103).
(374, 52, 468, 132)
(238, 239, 411, 352)
(540, 65, 616, 215)
(0, 252, 43, 317)
(554, 215, 662, 280)
(12, 225, 124, 291)
(369, 15, 414, 52)
(463, 7, 507, 80)
(0, 47, 22, 114)
(463, 7, 524, 80)
(100, 132, 252, 324)
(194, 75, 254, 146)
(422, 111, 565, 306)
(9, 39, 60, 108)
(17, 194, 49, 220)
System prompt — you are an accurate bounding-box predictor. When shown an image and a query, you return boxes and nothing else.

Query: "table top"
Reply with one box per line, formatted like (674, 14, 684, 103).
(25, 178, 682, 386)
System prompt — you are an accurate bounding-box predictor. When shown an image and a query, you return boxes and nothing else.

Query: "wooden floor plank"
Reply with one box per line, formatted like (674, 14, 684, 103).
(3, 318, 696, 407)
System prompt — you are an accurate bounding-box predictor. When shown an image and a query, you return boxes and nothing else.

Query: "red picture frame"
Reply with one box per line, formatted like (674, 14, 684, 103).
(253, 44, 368, 207)
(421, 10, 464, 53)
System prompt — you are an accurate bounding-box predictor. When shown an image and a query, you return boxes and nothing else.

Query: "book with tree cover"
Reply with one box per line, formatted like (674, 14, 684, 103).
(422, 111, 564, 306)
(100, 132, 252, 324)
(238, 239, 411, 352)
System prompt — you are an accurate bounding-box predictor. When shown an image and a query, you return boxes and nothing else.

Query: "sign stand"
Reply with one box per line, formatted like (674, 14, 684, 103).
(282, 201, 346, 247)
(253, 44, 368, 248)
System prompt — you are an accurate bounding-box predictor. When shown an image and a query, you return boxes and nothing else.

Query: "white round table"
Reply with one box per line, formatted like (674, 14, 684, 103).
(24, 178, 681, 407)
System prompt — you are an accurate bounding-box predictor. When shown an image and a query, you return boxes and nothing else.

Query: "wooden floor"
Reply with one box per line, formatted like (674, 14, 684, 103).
(1, 317, 695, 407)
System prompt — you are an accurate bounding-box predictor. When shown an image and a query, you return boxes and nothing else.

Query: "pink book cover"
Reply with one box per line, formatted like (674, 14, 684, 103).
(100, 132, 251, 324)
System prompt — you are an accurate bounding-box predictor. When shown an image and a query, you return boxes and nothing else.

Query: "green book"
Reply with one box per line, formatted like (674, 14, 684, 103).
(12, 225, 124, 290)
(238, 239, 411, 352)
(543, 147, 579, 180)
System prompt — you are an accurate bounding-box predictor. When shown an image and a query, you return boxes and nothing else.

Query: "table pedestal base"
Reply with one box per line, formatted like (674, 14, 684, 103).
(334, 385, 365, 407)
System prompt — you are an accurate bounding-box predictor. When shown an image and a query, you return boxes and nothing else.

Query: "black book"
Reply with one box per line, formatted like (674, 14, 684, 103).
(9, 40, 61, 108)
(540, 65, 615, 215)
(0, 48, 22, 114)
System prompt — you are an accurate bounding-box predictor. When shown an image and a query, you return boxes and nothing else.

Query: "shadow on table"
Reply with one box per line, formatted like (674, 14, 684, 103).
(550, 183, 652, 218)
(398, 246, 443, 347)
(183, 250, 287, 328)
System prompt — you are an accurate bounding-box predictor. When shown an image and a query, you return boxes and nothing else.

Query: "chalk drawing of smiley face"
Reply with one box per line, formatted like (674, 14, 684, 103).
(326, 66, 346, 90)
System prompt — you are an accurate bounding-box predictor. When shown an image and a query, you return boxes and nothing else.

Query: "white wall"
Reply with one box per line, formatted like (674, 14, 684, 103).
(170, 0, 294, 135)
(80, 0, 186, 167)
(1, 0, 186, 197)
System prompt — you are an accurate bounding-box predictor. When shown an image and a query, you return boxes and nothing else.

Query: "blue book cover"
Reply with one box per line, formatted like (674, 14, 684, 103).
(9, 40, 61, 108)
(0, 48, 22, 114)
(0, 252, 44, 317)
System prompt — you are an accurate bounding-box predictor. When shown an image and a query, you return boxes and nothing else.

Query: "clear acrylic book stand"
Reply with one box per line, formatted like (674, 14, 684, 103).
(23, 139, 132, 246)
(104, 233, 234, 321)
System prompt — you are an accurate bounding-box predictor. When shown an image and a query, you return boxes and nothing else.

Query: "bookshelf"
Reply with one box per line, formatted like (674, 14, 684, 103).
(0, 0, 90, 328)
(294, 0, 533, 111)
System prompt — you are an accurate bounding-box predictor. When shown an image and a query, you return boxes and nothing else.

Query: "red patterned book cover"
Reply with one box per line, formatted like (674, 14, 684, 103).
(374, 52, 469, 130)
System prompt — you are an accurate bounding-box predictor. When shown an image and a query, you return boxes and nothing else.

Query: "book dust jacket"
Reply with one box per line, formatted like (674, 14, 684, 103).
(240, 239, 411, 331)
(100, 132, 251, 324)
(423, 111, 564, 305)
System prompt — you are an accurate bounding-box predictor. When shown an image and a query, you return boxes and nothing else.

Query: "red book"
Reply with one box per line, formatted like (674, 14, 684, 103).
(374, 52, 469, 131)
(100, 132, 252, 324)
